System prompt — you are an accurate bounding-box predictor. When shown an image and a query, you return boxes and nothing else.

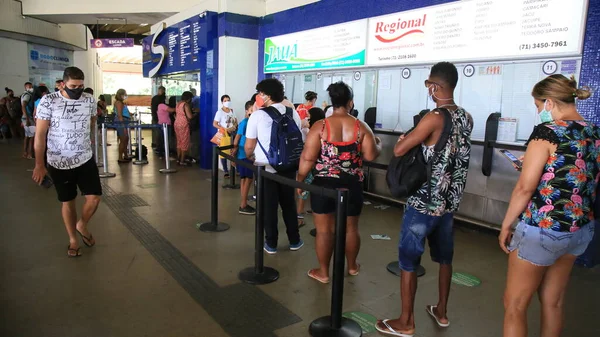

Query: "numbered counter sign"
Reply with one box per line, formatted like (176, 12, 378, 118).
(402, 68, 411, 79)
(354, 71, 361, 81)
(543, 61, 558, 75)
(316, 72, 323, 80)
(463, 64, 475, 78)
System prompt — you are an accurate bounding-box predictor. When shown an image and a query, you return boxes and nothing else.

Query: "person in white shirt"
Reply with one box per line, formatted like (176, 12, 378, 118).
(244, 78, 304, 254)
(213, 94, 237, 177)
(32, 67, 101, 258)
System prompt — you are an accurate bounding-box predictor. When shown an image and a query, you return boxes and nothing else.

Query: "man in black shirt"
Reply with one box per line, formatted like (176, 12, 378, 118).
(151, 86, 166, 148)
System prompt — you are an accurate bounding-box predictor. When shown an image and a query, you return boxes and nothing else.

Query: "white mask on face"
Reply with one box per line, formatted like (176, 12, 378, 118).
(223, 101, 231, 108)
(26, 88, 33, 93)
(123, 95, 128, 100)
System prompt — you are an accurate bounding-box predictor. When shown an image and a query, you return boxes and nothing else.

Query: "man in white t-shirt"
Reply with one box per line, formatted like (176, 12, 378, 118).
(32, 66, 101, 258)
(213, 94, 237, 177)
(245, 78, 304, 254)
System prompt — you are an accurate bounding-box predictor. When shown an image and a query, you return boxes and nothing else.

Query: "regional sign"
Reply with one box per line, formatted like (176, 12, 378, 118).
(264, 19, 368, 73)
(91, 38, 134, 48)
(367, 0, 587, 66)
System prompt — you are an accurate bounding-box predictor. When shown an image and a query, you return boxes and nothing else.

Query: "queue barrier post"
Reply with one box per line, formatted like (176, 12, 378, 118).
(126, 122, 135, 160)
(159, 123, 177, 174)
(133, 122, 148, 166)
(197, 146, 230, 232)
(309, 189, 362, 337)
(239, 165, 279, 285)
(94, 122, 103, 167)
(222, 153, 240, 189)
(98, 123, 116, 178)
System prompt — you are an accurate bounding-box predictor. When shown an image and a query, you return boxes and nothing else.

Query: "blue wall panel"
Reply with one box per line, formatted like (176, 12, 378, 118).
(218, 13, 259, 40)
(579, 0, 600, 123)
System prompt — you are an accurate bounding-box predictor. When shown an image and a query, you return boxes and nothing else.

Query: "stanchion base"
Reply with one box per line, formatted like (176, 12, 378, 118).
(309, 317, 362, 337)
(133, 160, 149, 165)
(125, 155, 135, 160)
(159, 168, 178, 174)
(99, 172, 116, 178)
(386, 261, 426, 277)
(310, 228, 317, 237)
(197, 222, 230, 232)
(238, 266, 279, 285)
(222, 184, 240, 189)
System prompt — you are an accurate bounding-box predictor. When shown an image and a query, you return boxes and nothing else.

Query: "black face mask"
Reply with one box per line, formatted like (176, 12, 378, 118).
(55, 88, 60, 92)
(64, 87, 84, 100)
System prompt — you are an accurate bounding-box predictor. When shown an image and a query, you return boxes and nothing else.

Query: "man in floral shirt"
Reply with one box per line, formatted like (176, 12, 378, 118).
(376, 62, 473, 337)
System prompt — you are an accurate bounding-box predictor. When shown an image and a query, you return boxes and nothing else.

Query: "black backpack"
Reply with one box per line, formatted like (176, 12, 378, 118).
(386, 108, 453, 199)
(258, 106, 304, 172)
(134, 145, 148, 159)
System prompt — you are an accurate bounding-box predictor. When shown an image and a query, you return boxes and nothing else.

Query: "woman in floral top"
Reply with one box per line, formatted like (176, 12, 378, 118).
(500, 74, 597, 337)
(298, 82, 381, 284)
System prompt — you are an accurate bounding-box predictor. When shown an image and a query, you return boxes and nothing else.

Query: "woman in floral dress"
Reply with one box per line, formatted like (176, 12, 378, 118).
(174, 91, 195, 166)
(499, 74, 597, 337)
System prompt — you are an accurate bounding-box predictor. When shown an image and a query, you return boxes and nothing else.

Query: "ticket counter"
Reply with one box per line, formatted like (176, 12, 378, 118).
(262, 0, 592, 230)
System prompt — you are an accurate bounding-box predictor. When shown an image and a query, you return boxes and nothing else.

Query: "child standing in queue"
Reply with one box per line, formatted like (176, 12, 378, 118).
(234, 101, 256, 215)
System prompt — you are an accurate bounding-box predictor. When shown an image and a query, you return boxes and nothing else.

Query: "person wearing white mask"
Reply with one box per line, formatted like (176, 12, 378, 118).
(213, 94, 237, 177)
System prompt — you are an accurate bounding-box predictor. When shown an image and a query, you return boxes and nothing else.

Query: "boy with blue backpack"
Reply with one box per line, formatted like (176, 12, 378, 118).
(244, 78, 304, 254)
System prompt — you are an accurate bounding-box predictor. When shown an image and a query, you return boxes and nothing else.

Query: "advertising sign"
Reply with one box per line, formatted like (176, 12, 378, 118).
(91, 38, 134, 48)
(143, 12, 217, 77)
(367, 0, 587, 66)
(264, 19, 368, 73)
(28, 43, 72, 72)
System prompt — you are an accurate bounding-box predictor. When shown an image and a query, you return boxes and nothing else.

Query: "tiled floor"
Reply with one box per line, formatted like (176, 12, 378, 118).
(1, 131, 598, 337)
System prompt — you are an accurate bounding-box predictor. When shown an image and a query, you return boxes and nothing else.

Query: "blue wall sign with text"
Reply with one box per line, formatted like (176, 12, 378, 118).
(143, 12, 218, 77)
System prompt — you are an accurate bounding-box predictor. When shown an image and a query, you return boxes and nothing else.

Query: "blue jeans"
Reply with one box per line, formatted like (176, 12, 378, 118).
(508, 221, 595, 266)
(398, 206, 454, 272)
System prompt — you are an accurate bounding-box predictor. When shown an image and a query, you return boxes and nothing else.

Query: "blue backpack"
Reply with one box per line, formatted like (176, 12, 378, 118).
(258, 106, 304, 172)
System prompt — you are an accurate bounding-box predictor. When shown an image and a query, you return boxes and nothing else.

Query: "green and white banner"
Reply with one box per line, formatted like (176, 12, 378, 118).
(264, 19, 368, 73)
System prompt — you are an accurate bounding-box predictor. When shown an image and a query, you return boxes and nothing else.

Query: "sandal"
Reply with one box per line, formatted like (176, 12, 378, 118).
(426, 305, 450, 327)
(298, 218, 306, 229)
(375, 320, 414, 337)
(348, 263, 360, 276)
(307, 269, 330, 284)
(77, 230, 95, 247)
(67, 245, 82, 258)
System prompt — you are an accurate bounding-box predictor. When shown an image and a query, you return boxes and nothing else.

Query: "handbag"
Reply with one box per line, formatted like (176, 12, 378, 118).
(210, 128, 225, 145)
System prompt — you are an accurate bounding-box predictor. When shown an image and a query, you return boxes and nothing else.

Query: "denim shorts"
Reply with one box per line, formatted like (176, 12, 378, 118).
(509, 221, 595, 266)
(398, 206, 454, 272)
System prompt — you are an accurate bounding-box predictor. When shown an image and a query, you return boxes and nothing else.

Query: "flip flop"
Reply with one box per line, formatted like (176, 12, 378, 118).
(67, 245, 82, 258)
(348, 263, 360, 276)
(426, 305, 450, 328)
(375, 320, 414, 337)
(307, 269, 330, 284)
(77, 230, 95, 247)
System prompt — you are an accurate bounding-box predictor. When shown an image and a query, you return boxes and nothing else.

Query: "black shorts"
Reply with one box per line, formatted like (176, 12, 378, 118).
(48, 159, 103, 202)
(310, 177, 364, 216)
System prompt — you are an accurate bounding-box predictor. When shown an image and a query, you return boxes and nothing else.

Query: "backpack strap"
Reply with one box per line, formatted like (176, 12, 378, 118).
(257, 106, 281, 161)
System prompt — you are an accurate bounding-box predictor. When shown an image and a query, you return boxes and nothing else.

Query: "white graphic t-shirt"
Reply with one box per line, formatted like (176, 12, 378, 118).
(36, 92, 96, 170)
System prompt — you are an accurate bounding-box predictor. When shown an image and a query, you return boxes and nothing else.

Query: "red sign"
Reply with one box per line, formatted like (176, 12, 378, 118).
(374, 14, 427, 43)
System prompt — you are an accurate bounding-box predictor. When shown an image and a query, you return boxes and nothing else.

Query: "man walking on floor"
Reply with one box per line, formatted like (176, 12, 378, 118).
(244, 78, 304, 254)
(376, 62, 473, 337)
(32, 66, 102, 258)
